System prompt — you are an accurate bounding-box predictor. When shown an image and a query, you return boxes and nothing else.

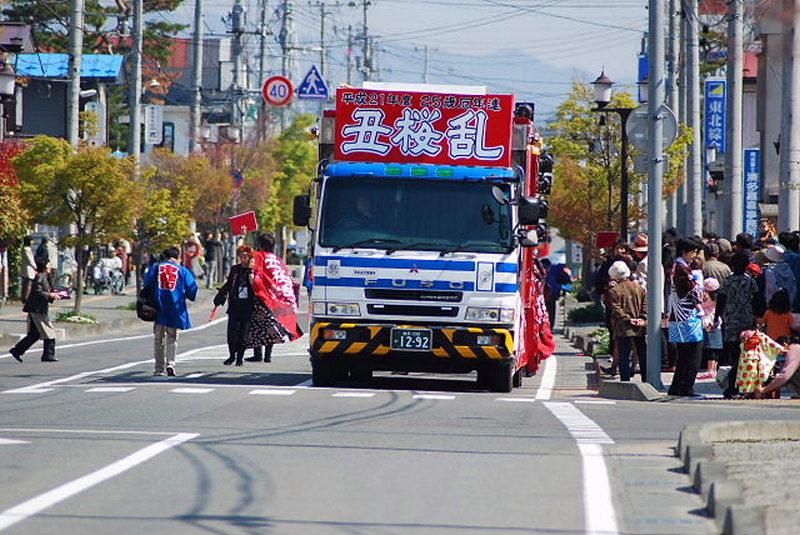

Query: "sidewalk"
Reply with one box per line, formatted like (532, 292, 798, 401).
(0, 286, 219, 346)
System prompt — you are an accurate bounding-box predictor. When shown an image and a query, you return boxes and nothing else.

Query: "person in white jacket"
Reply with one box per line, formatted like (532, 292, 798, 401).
(22, 236, 36, 302)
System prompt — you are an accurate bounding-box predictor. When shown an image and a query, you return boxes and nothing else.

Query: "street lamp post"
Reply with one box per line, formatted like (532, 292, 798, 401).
(0, 59, 16, 144)
(591, 71, 635, 243)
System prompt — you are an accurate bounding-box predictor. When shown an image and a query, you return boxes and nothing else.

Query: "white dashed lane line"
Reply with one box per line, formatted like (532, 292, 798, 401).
(332, 392, 376, 398)
(249, 389, 296, 396)
(84, 387, 136, 393)
(495, 397, 537, 403)
(412, 394, 456, 400)
(170, 388, 215, 394)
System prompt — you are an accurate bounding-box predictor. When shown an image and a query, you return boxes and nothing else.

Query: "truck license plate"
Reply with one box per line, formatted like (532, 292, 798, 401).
(390, 328, 433, 351)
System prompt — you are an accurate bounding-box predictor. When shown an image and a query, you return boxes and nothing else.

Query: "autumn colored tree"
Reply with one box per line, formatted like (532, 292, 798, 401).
(548, 82, 690, 283)
(14, 137, 139, 313)
(0, 142, 29, 243)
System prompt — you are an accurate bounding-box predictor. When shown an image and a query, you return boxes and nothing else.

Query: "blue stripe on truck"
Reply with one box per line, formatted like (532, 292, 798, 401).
(494, 283, 518, 293)
(495, 262, 518, 273)
(315, 256, 475, 271)
(315, 277, 476, 291)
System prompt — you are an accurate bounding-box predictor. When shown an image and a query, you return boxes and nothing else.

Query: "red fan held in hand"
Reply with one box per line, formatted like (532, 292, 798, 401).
(229, 211, 259, 236)
(210, 306, 220, 321)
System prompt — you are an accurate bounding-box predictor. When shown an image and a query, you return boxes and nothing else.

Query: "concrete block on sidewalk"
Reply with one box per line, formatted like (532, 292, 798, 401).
(598, 379, 664, 401)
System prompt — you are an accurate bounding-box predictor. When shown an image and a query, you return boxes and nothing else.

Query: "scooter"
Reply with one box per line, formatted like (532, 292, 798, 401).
(92, 265, 125, 295)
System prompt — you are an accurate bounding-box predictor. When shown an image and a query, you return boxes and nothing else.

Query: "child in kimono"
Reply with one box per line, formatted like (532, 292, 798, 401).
(736, 330, 785, 396)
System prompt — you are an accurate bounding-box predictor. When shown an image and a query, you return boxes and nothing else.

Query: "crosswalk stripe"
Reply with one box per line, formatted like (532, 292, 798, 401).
(412, 394, 455, 400)
(332, 392, 375, 398)
(574, 400, 617, 405)
(84, 387, 136, 393)
(249, 389, 296, 396)
(170, 388, 214, 394)
(2, 388, 54, 394)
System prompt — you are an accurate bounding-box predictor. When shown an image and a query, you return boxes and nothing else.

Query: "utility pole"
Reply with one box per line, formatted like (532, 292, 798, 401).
(189, 0, 203, 153)
(316, 2, 331, 77)
(129, 0, 143, 162)
(779, 0, 800, 231)
(677, 4, 688, 235)
(685, 0, 702, 237)
(257, 0, 269, 140)
(67, 0, 84, 147)
(346, 24, 354, 85)
(360, 0, 371, 81)
(666, 0, 680, 229)
(279, 0, 296, 79)
(726, 0, 744, 236)
(230, 0, 245, 128)
(646, 0, 666, 391)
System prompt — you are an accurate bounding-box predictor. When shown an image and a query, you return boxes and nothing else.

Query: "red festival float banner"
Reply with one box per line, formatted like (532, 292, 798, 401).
(334, 88, 515, 168)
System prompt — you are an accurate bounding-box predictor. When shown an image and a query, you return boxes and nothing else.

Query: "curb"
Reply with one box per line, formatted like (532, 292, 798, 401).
(676, 420, 800, 535)
(598, 378, 664, 401)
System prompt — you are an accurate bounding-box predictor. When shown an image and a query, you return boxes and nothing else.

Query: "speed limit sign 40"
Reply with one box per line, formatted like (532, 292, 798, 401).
(262, 76, 295, 107)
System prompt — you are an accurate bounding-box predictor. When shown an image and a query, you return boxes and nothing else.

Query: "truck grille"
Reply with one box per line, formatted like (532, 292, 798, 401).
(364, 289, 463, 303)
(366, 304, 459, 317)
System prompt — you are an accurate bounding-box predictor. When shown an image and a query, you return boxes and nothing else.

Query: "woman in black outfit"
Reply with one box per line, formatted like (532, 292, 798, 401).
(8, 259, 61, 362)
(214, 246, 257, 366)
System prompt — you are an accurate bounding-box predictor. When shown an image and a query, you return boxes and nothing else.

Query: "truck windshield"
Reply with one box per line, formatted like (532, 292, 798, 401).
(319, 176, 513, 253)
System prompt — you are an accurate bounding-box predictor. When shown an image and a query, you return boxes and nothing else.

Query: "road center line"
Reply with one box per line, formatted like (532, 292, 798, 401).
(0, 317, 229, 360)
(534, 356, 558, 400)
(2, 345, 228, 393)
(544, 402, 618, 535)
(0, 432, 198, 532)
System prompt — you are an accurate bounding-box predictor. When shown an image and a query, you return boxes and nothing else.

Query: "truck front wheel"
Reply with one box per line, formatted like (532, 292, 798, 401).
(479, 361, 514, 393)
(311, 357, 345, 387)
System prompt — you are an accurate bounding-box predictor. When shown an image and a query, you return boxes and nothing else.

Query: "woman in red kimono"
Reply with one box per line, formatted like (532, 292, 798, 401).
(243, 233, 302, 362)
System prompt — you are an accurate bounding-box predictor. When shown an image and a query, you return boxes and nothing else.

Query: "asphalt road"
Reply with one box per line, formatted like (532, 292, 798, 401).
(2, 318, 800, 535)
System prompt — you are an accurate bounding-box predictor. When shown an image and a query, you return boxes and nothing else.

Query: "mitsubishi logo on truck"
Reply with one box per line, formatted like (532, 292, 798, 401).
(409, 264, 419, 273)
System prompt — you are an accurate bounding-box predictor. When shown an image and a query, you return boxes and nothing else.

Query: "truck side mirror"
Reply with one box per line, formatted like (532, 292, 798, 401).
(519, 228, 539, 247)
(293, 195, 311, 227)
(518, 196, 547, 226)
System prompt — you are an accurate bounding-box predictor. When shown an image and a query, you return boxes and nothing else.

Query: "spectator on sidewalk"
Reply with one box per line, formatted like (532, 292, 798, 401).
(667, 259, 705, 397)
(8, 258, 61, 363)
(545, 260, 571, 329)
(21, 236, 36, 302)
(700, 277, 723, 379)
(143, 247, 198, 377)
(702, 242, 731, 283)
(608, 260, 647, 382)
(763, 245, 797, 306)
(203, 231, 224, 289)
(758, 343, 800, 398)
(758, 289, 800, 343)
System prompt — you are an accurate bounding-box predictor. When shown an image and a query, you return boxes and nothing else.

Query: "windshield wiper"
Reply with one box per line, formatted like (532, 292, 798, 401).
(385, 242, 442, 255)
(331, 238, 401, 253)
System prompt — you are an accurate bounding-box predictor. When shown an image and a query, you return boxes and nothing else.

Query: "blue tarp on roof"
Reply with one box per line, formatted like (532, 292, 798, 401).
(15, 53, 124, 79)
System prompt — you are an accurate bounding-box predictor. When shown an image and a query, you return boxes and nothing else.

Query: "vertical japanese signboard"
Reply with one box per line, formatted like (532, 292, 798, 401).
(334, 88, 515, 168)
(743, 148, 761, 237)
(704, 79, 726, 153)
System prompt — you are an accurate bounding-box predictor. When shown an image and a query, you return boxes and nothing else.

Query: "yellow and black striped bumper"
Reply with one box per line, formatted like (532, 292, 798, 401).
(310, 322, 514, 360)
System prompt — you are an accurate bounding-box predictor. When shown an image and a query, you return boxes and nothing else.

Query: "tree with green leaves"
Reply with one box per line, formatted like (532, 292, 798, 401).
(548, 82, 691, 283)
(14, 137, 139, 313)
(259, 114, 318, 232)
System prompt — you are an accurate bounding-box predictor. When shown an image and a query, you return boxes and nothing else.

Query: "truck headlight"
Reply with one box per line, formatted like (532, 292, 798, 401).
(465, 307, 514, 322)
(319, 302, 361, 317)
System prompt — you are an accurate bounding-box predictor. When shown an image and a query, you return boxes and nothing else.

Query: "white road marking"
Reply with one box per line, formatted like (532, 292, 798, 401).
(1, 345, 227, 394)
(0, 316, 229, 360)
(534, 356, 558, 400)
(0, 438, 28, 445)
(170, 388, 214, 394)
(184, 373, 206, 379)
(495, 397, 537, 403)
(296, 379, 313, 387)
(0, 432, 197, 532)
(0, 428, 177, 436)
(2, 388, 53, 394)
(84, 387, 136, 393)
(544, 402, 618, 535)
(249, 389, 296, 396)
(332, 392, 375, 398)
(574, 400, 617, 405)
(412, 394, 455, 400)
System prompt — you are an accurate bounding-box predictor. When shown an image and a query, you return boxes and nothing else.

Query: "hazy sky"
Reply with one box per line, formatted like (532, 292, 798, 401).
(171, 0, 648, 115)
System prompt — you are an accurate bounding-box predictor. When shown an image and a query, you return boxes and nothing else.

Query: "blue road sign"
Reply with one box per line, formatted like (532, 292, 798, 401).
(297, 65, 330, 100)
(705, 79, 727, 152)
(743, 148, 761, 237)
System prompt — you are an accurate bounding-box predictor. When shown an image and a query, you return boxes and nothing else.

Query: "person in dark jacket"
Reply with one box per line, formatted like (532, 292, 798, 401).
(214, 245, 257, 366)
(8, 259, 60, 362)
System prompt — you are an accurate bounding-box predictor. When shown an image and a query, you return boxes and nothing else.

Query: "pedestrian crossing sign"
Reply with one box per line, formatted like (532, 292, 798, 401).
(297, 65, 330, 100)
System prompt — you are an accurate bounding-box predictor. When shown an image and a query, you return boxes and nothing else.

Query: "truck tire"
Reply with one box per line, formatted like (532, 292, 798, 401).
(486, 361, 514, 393)
(311, 358, 344, 387)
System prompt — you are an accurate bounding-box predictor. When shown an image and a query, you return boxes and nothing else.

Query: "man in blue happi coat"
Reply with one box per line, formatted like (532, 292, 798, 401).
(143, 247, 198, 376)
